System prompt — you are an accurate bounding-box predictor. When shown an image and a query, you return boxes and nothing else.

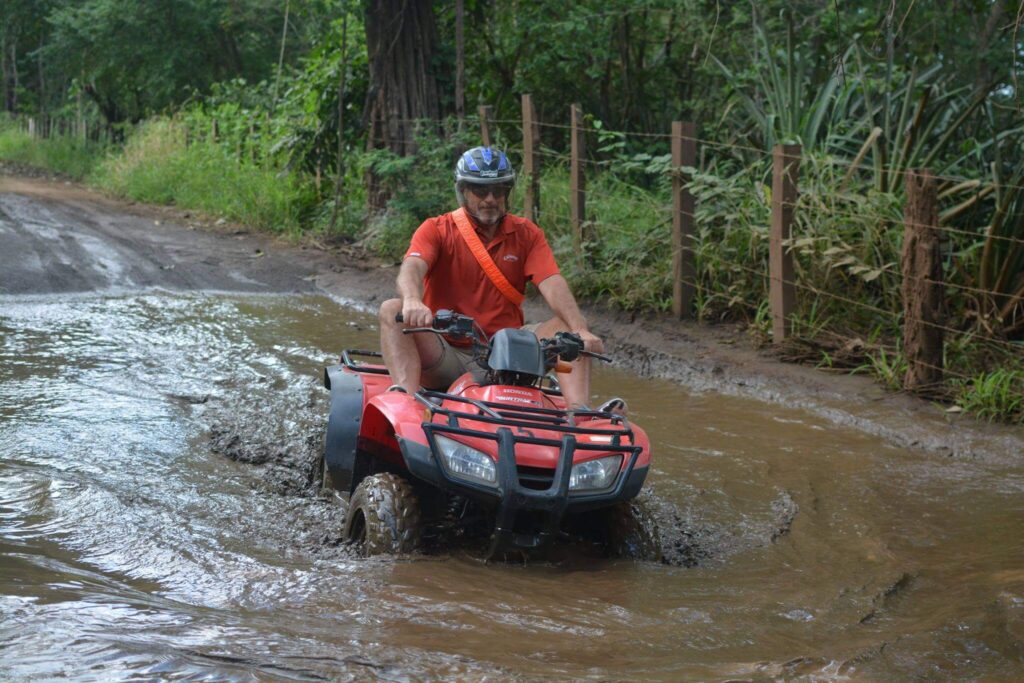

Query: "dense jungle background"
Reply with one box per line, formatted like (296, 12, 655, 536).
(1, 0, 1022, 420)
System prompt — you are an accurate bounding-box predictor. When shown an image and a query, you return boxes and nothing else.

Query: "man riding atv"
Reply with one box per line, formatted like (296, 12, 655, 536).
(319, 147, 657, 561)
(377, 146, 623, 415)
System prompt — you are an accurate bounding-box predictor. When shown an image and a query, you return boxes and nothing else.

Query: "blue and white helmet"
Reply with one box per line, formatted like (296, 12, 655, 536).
(454, 146, 515, 204)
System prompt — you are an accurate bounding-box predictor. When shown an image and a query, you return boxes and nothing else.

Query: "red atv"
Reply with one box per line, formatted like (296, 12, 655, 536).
(320, 310, 660, 560)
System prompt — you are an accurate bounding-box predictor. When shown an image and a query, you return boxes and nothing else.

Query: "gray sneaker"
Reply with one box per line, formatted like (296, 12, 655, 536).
(597, 397, 628, 416)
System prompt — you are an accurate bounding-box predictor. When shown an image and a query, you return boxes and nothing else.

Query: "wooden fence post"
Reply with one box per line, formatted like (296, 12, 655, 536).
(521, 94, 540, 222)
(211, 118, 219, 143)
(478, 105, 493, 146)
(570, 103, 585, 257)
(28, 117, 35, 138)
(672, 121, 697, 319)
(902, 169, 944, 391)
(455, 0, 465, 123)
(770, 144, 800, 343)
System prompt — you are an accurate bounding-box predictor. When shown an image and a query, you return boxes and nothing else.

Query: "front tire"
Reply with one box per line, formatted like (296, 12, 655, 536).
(343, 473, 422, 555)
(606, 498, 662, 562)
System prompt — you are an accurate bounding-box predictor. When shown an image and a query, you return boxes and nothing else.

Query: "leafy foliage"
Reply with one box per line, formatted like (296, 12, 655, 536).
(359, 120, 480, 258)
(2, 0, 1023, 420)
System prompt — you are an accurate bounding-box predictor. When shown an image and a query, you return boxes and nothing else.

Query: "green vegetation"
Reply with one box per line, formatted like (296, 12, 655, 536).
(955, 368, 1024, 425)
(1, 1, 1022, 421)
(92, 118, 315, 236)
(0, 122, 107, 179)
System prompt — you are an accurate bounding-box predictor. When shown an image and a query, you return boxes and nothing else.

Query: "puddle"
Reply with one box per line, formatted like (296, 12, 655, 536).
(2, 292, 1023, 679)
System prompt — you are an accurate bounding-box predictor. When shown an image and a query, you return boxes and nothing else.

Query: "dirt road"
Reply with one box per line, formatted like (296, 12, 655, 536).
(2, 171, 1021, 461)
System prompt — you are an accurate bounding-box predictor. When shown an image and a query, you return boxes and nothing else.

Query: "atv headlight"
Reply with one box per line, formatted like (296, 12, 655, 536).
(569, 455, 622, 491)
(435, 435, 496, 485)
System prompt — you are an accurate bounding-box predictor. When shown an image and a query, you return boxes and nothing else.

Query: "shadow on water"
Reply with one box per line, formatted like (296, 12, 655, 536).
(2, 292, 1023, 680)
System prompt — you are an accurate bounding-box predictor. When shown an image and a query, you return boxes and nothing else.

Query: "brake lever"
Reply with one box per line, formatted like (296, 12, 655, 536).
(581, 350, 613, 363)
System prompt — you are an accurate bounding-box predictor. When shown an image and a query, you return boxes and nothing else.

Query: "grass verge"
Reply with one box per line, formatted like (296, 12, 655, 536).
(0, 125, 108, 180)
(91, 119, 316, 235)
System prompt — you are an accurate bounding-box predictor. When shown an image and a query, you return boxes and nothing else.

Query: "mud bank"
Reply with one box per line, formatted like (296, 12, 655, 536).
(3, 170, 1022, 463)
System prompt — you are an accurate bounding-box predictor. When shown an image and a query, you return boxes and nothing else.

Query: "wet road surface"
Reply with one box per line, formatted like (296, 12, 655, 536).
(2, 181, 1024, 680)
(4, 292, 1023, 680)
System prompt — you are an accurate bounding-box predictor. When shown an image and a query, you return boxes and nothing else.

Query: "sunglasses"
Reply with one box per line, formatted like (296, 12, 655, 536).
(465, 184, 512, 199)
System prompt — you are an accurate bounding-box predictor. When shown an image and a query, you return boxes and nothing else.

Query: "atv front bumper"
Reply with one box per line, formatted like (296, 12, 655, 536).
(397, 426, 648, 555)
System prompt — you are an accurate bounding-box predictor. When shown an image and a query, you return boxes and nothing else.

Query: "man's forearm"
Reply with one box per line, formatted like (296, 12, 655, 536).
(538, 275, 587, 331)
(396, 258, 427, 302)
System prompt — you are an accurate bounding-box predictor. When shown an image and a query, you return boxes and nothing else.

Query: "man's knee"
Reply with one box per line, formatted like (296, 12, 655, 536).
(379, 298, 402, 325)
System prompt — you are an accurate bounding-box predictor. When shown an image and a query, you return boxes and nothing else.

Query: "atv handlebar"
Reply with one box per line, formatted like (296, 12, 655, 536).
(396, 310, 610, 364)
(396, 310, 478, 339)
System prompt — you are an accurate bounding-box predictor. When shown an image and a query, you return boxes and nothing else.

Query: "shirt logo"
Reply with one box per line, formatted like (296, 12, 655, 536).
(503, 254, 519, 262)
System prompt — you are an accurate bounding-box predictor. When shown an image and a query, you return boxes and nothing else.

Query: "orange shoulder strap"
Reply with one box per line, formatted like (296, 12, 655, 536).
(452, 207, 525, 305)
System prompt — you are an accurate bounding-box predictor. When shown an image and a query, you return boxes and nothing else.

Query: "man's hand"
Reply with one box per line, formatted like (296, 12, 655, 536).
(576, 328, 604, 354)
(401, 297, 433, 327)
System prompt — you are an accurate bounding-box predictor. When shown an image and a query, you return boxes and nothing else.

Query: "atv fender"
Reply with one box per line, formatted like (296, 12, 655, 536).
(323, 364, 364, 495)
(362, 392, 431, 447)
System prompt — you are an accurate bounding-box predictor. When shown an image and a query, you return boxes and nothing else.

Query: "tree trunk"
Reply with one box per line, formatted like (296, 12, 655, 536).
(1, 30, 6, 113)
(455, 0, 464, 123)
(36, 32, 45, 119)
(363, 0, 442, 210)
(328, 9, 350, 233)
(975, 0, 1006, 91)
(9, 35, 18, 112)
(1, 30, 11, 114)
(84, 82, 123, 128)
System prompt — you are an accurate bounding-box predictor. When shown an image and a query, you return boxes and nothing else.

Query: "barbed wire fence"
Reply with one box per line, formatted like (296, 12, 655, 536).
(9, 100, 1023, 399)
(475, 96, 1023, 399)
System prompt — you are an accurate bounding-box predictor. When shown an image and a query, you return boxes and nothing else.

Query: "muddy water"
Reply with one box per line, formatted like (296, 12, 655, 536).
(2, 292, 1022, 680)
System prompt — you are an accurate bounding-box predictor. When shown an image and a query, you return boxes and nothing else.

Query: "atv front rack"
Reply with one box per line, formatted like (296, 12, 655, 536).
(405, 389, 645, 557)
(415, 389, 631, 432)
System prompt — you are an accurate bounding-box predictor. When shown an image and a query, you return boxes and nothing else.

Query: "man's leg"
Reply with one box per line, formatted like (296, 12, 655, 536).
(379, 298, 444, 392)
(531, 316, 591, 409)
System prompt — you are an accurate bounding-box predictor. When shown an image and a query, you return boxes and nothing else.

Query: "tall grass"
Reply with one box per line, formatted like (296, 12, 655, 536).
(92, 118, 316, 235)
(954, 367, 1024, 424)
(0, 124, 108, 179)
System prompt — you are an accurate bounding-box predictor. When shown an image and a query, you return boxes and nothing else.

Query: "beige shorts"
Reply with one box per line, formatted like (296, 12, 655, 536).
(420, 322, 543, 390)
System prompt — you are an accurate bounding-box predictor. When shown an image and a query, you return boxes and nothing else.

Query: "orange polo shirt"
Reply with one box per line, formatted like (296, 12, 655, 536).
(405, 211, 560, 338)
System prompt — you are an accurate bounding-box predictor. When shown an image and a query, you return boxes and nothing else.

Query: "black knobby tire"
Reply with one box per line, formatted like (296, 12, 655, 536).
(606, 498, 662, 562)
(343, 473, 422, 555)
